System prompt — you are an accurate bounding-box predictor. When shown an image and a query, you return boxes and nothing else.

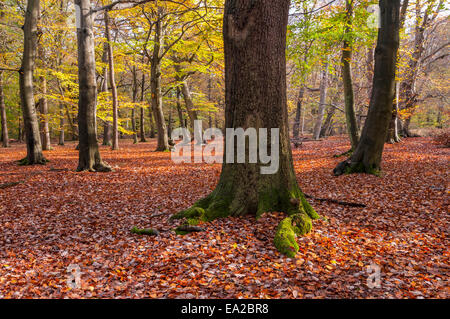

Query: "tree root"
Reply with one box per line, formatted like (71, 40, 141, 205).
(274, 214, 312, 258)
(333, 159, 380, 177)
(333, 148, 353, 158)
(304, 193, 366, 208)
(18, 157, 49, 166)
(131, 227, 159, 236)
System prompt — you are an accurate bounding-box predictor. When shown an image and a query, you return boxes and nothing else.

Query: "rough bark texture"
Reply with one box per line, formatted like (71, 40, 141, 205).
(19, 0, 46, 165)
(334, 0, 401, 176)
(0, 71, 9, 147)
(341, 0, 359, 150)
(75, 0, 110, 172)
(313, 62, 328, 140)
(172, 0, 318, 257)
(105, 11, 119, 150)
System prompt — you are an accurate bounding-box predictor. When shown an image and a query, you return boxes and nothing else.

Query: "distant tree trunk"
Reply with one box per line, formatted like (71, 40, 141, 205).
(75, 0, 110, 172)
(19, 0, 46, 165)
(173, 0, 318, 258)
(313, 62, 328, 140)
(320, 106, 336, 138)
(176, 87, 185, 128)
(139, 73, 146, 142)
(101, 41, 112, 146)
(334, 0, 401, 176)
(180, 80, 202, 143)
(150, 7, 169, 151)
(39, 75, 51, 150)
(131, 65, 138, 144)
(104, 11, 119, 150)
(386, 81, 401, 143)
(341, 0, 359, 150)
(292, 85, 304, 139)
(0, 71, 9, 147)
(58, 102, 65, 145)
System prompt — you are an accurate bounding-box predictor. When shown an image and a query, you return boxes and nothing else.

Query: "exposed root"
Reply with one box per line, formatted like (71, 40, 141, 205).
(18, 157, 48, 166)
(274, 214, 312, 258)
(131, 227, 159, 236)
(333, 159, 380, 176)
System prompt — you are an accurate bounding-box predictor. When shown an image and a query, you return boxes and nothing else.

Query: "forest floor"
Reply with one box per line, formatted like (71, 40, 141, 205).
(0, 136, 448, 299)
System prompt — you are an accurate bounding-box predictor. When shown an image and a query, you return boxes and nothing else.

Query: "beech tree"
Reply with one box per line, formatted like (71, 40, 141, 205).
(334, 0, 401, 176)
(172, 0, 319, 258)
(19, 0, 46, 165)
(75, 0, 111, 172)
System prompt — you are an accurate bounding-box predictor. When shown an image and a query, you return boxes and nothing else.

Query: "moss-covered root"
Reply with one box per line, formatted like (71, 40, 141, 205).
(333, 159, 380, 176)
(131, 226, 159, 236)
(18, 157, 48, 166)
(274, 214, 312, 258)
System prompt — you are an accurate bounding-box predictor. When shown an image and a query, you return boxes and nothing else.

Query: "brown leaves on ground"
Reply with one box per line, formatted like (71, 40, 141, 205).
(0, 137, 448, 299)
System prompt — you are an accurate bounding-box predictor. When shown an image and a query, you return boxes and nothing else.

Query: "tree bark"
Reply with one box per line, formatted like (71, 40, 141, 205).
(150, 7, 169, 151)
(180, 79, 202, 143)
(176, 86, 185, 128)
(75, 0, 110, 172)
(292, 85, 304, 139)
(39, 74, 51, 150)
(341, 0, 359, 150)
(334, 0, 401, 176)
(104, 11, 119, 150)
(173, 0, 318, 258)
(131, 65, 138, 144)
(139, 72, 147, 142)
(0, 71, 9, 147)
(313, 62, 328, 140)
(19, 0, 46, 165)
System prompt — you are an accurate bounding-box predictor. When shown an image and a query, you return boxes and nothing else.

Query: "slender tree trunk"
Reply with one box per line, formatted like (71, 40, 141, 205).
(341, 0, 359, 149)
(75, 0, 110, 172)
(150, 7, 169, 151)
(39, 75, 51, 150)
(131, 65, 138, 144)
(19, 0, 46, 165)
(104, 11, 119, 150)
(180, 80, 202, 143)
(387, 81, 401, 143)
(139, 73, 146, 142)
(58, 103, 65, 145)
(334, 0, 401, 176)
(0, 71, 9, 147)
(292, 85, 304, 139)
(176, 86, 185, 128)
(101, 41, 112, 146)
(320, 106, 336, 138)
(313, 62, 328, 140)
(173, 0, 318, 258)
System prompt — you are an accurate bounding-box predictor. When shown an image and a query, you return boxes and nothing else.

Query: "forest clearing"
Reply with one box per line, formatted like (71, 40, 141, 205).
(0, 137, 447, 299)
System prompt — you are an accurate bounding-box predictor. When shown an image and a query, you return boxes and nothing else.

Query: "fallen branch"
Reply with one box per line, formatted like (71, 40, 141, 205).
(0, 181, 24, 189)
(304, 194, 366, 208)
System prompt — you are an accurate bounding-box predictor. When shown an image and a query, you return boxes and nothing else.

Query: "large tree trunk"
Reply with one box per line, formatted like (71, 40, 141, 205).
(0, 71, 9, 148)
(104, 11, 119, 150)
(75, 0, 110, 172)
(292, 85, 304, 139)
(150, 8, 169, 151)
(172, 0, 318, 258)
(341, 0, 359, 150)
(313, 62, 328, 140)
(19, 0, 46, 165)
(334, 0, 401, 176)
